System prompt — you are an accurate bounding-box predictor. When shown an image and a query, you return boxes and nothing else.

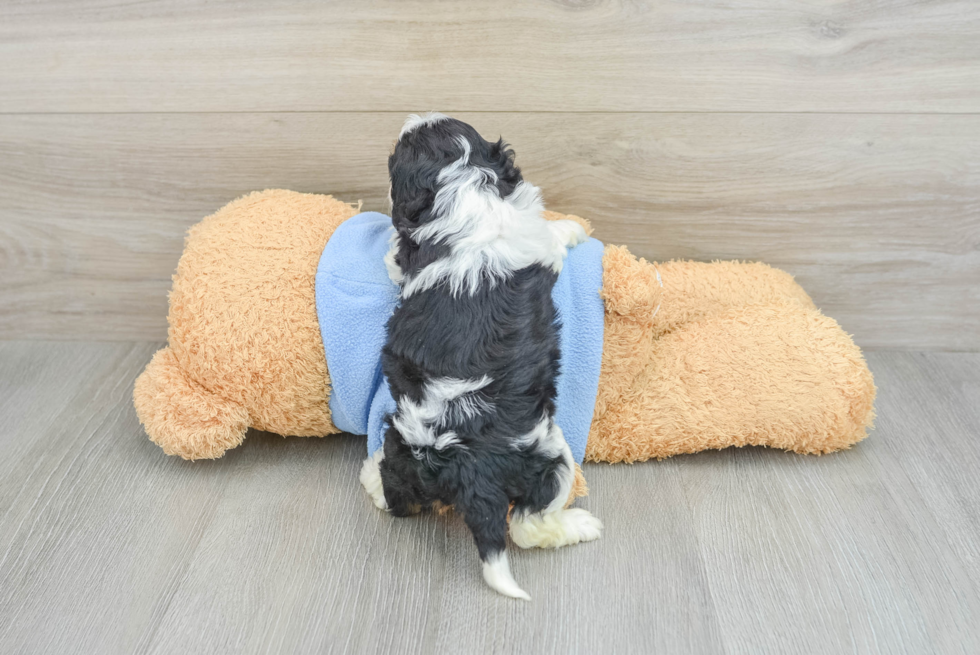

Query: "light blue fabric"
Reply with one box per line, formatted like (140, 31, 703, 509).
(315, 212, 605, 464)
(314, 212, 397, 435)
(549, 235, 606, 463)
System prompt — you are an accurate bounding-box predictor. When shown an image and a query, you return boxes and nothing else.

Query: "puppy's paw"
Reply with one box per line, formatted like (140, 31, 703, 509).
(564, 508, 603, 544)
(568, 222, 589, 247)
(510, 508, 603, 549)
(359, 450, 388, 511)
(553, 219, 588, 249)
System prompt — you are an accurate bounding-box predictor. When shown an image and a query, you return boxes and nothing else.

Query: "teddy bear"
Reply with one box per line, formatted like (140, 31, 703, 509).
(133, 189, 875, 498)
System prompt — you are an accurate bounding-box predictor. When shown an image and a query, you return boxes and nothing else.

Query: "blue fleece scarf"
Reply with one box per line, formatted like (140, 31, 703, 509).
(315, 212, 604, 464)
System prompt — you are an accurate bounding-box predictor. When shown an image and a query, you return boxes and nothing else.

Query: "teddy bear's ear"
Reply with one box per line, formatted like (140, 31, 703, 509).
(599, 245, 663, 323)
(134, 347, 249, 460)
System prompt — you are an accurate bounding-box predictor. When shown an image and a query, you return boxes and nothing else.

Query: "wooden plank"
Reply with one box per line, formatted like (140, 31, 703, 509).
(0, 341, 199, 655)
(676, 353, 980, 654)
(0, 341, 724, 654)
(863, 352, 980, 594)
(2, 112, 978, 348)
(1, 343, 979, 653)
(1, 1, 979, 113)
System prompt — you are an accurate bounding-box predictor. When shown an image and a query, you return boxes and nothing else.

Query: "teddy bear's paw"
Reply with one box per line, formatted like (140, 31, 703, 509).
(359, 450, 388, 510)
(510, 508, 603, 549)
(598, 245, 664, 321)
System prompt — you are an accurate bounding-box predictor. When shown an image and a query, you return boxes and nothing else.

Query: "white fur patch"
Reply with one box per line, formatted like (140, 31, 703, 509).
(359, 449, 388, 510)
(482, 551, 530, 600)
(512, 418, 576, 513)
(510, 508, 603, 549)
(391, 376, 493, 449)
(513, 416, 565, 459)
(399, 112, 450, 140)
(384, 227, 404, 285)
(399, 137, 587, 298)
(547, 442, 576, 515)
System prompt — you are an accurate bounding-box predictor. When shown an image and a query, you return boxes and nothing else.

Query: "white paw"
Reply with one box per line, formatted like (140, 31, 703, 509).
(565, 508, 603, 543)
(510, 508, 603, 549)
(553, 219, 588, 249)
(567, 222, 589, 247)
(359, 450, 388, 510)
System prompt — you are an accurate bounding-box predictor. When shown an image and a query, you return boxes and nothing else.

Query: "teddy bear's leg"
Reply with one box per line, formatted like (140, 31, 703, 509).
(593, 245, 666, 422)
(133, 347, 250, 460)
(585, 304, 876, 463)
(652, 259, 817, 336)
(602, 243, 816, 331)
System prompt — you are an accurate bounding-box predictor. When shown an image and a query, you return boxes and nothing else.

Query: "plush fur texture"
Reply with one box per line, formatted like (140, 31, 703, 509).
(133, 190, 357, 459)
(133, 192, 875, 478)
(588, 248, 876, 462)
(379, 116, 596, 599)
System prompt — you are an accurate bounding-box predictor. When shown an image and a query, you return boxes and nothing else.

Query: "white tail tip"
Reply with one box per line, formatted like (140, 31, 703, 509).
(482, 552, 530, 601)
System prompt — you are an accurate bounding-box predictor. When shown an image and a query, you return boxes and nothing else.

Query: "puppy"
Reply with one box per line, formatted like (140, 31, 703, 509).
(360, 113, 602, 600)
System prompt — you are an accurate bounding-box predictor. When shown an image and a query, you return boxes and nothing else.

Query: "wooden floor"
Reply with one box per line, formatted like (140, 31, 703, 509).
(0, 341, 976, 654)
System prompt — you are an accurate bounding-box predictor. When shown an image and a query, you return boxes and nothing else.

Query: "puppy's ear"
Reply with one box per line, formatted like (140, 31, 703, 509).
(388, 151, 439, 231)
(485, 138, 523, 196)
(392, 186, 435, 231)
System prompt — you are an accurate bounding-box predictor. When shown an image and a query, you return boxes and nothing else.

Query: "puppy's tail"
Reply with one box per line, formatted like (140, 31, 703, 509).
(482, 551, 529, 601)
(458, 487, 530, 601)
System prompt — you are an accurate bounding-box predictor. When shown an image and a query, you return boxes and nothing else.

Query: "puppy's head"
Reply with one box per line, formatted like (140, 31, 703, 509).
(387, 113, 523, 237)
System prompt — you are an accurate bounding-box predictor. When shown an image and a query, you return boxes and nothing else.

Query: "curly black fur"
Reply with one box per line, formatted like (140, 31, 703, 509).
(380, 116, 570, 570)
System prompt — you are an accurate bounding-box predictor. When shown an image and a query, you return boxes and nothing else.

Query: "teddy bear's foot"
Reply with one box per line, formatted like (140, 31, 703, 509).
(133, 347, 249, 460)
(359, 450, 388, 510)
(510, 508, 603, 549)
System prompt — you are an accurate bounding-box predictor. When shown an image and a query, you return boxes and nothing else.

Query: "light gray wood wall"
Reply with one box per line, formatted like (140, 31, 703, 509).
(1, 1, 978, 349)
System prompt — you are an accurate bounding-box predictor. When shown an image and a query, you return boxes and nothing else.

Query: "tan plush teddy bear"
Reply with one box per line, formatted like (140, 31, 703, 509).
(133, 189, 875, 496)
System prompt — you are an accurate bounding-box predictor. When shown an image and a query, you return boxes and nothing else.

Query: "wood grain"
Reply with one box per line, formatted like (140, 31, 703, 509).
(676, 353, 980, 653)
(1, 0, 979, 113)
(1, 342, 979, 654)
(1, 112, 978, 348)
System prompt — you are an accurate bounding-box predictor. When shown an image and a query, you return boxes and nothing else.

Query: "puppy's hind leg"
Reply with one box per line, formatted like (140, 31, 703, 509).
(510, 449, 603, 550)
(457, 486, 530, 601)
(359, 449, 388, 510)
(510, 507, 604, 549)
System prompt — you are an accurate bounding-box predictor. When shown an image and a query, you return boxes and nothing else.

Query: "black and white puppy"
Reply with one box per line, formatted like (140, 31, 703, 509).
(360, 113, 602, 600)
